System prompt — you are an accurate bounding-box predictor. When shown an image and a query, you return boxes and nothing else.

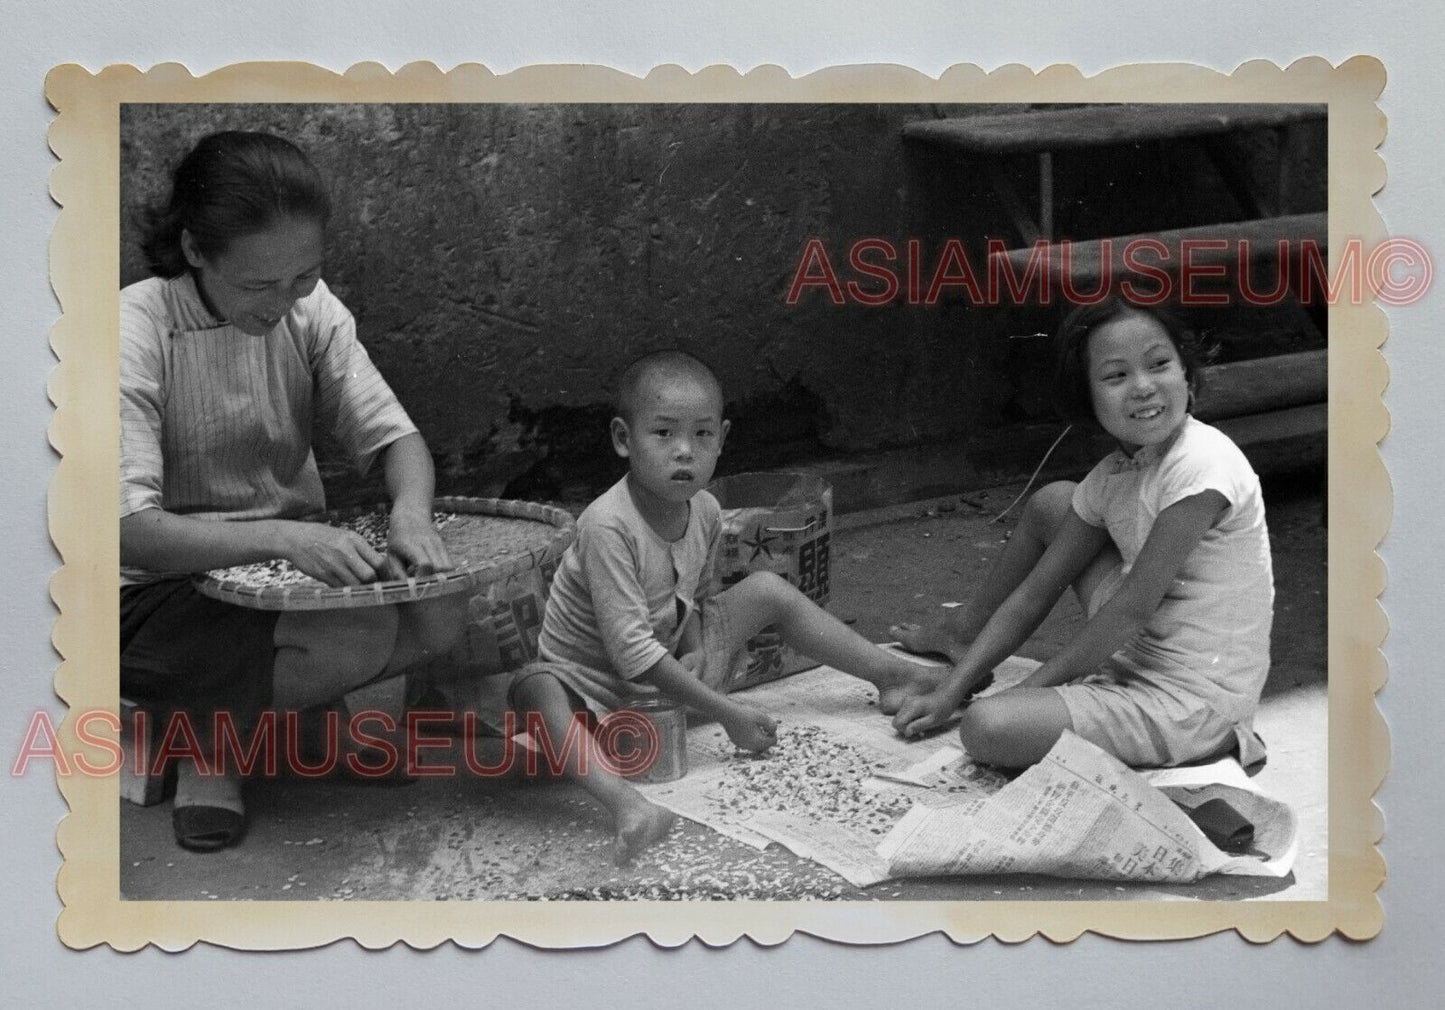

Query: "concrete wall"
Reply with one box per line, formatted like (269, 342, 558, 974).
(120, 104, 1326, 504)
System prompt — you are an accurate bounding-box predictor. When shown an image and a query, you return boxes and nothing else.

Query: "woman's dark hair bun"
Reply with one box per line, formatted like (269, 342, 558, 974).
(139, 131, 330, 278)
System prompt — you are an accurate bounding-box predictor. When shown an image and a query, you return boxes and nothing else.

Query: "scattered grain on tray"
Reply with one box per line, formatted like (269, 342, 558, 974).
(208, 509, 559, 589)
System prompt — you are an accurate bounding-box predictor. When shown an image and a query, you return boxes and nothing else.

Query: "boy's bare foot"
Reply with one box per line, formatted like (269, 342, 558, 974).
(878, 681, 929, 716)
(888, 621, 971, 664)
(874, 661, 945, 715)
(614, 798, 678, 865)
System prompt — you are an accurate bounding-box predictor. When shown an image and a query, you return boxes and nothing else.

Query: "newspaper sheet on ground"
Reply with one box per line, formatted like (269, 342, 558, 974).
(517, 656, 1296, 888)
(632, 656, 1030, 886)
(877, 730, 1298, 884)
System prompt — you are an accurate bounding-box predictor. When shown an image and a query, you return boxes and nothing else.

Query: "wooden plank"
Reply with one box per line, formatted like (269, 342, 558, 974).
(1039, 151, 1053, 240)
(986, 164, 1041, 244)
(1213, 402, 1327, 472)
(1201, 134, 1276, 218)
(902, 104, 1325, 154)
(1194, 350, 1327, 421)
(990, 211, 1327, 291)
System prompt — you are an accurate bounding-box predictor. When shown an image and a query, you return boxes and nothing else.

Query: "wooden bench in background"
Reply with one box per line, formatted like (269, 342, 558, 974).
(904, 103, 1328, 474)
(1196, 349, 1326, 472)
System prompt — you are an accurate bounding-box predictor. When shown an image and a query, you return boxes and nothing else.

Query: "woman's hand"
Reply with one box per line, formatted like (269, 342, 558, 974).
(379, 434, 449, 579)
(279, 521, 388, 587)
(891, 690, 960, 739)
(384, 507, 454, 579)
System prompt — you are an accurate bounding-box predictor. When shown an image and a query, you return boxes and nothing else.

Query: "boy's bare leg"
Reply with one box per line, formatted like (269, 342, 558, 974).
(890, 481, 1079, 662)
(721, 571, 944, 714)
(512, 672, 676, 865)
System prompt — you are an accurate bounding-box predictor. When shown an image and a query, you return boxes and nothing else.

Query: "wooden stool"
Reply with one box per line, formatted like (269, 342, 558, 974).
(119, 697, 168, 807)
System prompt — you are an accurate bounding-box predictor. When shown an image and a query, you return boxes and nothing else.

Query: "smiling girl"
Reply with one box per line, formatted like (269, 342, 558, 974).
(890, 298, 1275, 771)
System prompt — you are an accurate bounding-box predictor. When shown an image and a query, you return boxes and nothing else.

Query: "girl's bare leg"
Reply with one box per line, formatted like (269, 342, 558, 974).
(512, 672, 676, 865)
(955, 688, 1075, 768)
(950, 542, 1126, 767)
(892, 481, 1107, 661)
(912, 485, 1128, 769)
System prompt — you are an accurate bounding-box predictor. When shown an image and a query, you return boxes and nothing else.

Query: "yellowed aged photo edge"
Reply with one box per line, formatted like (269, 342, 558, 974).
(47, 58, 1387, 949)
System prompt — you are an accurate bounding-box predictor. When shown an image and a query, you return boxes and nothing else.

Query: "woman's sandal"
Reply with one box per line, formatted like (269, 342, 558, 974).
(171, 760, 246, 852)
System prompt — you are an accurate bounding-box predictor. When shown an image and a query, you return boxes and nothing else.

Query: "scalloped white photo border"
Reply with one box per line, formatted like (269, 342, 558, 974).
(46, 58, 1388, 950)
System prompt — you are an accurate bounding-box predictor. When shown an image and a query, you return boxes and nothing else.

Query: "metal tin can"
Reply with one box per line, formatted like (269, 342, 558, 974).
(620, 699, 688, 783)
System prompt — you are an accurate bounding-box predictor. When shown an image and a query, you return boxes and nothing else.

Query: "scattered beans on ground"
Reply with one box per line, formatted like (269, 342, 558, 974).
(709, 724, 913, 836)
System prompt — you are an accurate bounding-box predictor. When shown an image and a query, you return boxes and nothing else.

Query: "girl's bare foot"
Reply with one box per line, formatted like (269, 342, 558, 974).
(614, 798, 678, 865)
(888, 621, 971, 664)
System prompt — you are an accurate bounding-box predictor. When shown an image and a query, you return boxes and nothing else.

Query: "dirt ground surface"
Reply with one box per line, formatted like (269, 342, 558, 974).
(121, 473, 1327, 903)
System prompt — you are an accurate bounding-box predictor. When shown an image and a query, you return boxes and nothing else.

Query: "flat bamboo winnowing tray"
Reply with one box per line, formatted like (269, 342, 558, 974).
(195, 497, 575, 611)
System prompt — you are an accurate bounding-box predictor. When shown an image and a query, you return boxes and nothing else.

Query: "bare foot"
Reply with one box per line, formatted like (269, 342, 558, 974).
(614, 798, 678, 865)
(889, 621, 971, 664)
(875, 660, 945, 715)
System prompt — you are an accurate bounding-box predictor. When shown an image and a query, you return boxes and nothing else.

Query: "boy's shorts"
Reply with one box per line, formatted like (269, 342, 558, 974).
(1052, 562, 1265, 770)
(501, 591, 749, 723)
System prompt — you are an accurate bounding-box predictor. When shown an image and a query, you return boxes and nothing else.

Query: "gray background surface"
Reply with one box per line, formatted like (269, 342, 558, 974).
(2, 2, 1438, 1004)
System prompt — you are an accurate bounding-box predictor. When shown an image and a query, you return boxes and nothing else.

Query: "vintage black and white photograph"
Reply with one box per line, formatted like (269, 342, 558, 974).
(45, 61, 1387, 947)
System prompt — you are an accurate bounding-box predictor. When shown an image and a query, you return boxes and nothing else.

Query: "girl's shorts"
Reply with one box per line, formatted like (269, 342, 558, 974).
(1053, 668, 1243, 768)
(503, 592, 749, 721)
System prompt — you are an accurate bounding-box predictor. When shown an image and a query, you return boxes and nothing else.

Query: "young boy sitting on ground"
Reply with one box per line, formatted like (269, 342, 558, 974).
(506, 349, 941, 863)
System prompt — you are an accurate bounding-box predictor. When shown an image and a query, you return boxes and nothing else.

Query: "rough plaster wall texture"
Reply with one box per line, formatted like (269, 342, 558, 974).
(119, 104, 1325, 500)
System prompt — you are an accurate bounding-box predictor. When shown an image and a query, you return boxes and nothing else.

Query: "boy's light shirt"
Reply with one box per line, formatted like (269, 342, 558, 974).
(538, 477, 722, 696)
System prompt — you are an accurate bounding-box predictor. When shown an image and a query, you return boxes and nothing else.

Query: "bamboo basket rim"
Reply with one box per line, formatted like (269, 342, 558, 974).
(194, 496, 575, 612)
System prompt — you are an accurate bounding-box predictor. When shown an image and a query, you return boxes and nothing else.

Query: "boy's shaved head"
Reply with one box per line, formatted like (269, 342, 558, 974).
(615, 349, 724, 424)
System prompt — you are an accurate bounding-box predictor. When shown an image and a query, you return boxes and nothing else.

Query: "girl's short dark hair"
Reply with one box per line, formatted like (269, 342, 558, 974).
(1050, 295, 1205, 426)
(138, 131, 331, 278)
